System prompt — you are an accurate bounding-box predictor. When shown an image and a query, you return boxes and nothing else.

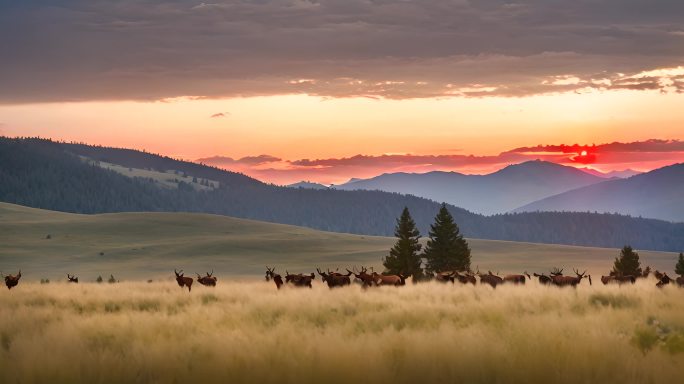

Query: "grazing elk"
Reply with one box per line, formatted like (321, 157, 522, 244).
(656, 273, 674, 288)
(174, 269, 193, 292)
(550, 269, 591, 287)
(67, 274, 79, 283)
(285, 271, 315, 288)
(533, 273, 552, 285)
(348, 267, 375, 287)
(2, 270, 21, 290)
(196, 270, 217, 287)
(503, 271, 529, 285)
(453, 271, 477, 285)
(477, 270, 503, 288)
(371, 272, 406, 286)
(317, 268, 352, 288)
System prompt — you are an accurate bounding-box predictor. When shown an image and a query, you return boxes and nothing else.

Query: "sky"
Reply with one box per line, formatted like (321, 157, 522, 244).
(1, 1, 683, 185)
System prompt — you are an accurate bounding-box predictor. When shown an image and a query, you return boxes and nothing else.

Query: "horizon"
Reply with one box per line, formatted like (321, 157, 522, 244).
(2, 2, 684, 185)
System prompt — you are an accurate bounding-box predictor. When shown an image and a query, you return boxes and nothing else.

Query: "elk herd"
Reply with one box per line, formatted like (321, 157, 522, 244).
(1, 266, 683, 291)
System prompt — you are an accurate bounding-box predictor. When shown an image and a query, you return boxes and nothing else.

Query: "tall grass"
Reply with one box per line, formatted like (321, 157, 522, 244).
(1, 280, 683, 383)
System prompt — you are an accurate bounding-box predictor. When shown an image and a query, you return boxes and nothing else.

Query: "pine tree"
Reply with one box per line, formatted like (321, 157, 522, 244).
(424, 203, 471, 274)
(383, 207, 423, 280)
(675, 252, 684, 276)
(612, 245, 642, 276)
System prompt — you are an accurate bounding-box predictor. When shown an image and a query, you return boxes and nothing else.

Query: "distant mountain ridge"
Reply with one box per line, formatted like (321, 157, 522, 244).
(513, 163, 684, 222)
(335, 160, 606, 215)
(287, 181, 329, 190)
(1, 137, 683, 251)
(578, 167, 641, 179)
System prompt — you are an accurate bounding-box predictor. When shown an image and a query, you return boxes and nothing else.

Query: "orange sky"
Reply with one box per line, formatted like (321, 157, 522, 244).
(2, 89, 684, 184)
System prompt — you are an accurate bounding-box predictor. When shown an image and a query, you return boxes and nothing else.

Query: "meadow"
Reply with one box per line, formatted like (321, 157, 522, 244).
(1, 280, 683, 384)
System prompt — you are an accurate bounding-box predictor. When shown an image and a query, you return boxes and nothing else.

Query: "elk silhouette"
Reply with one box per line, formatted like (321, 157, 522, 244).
(503, 272, 529, 285)
(2, 270, 21, 290)
(434, 271, 455, 283)
(533, 272, 552, 285)
(196, 270, 217, 287)
(550, 269, 591, 287)
(656, 273, 674, 288)
(453, 271, 477, 285)
(349, 266, 375, 287)
(477, 270, 503, 288)
(285, 271, 315, 288)
(265, 267, 283, 289)
(174, 269, 193, 292)
(67, 274, 79, 283)
(317, 268, 351, 288)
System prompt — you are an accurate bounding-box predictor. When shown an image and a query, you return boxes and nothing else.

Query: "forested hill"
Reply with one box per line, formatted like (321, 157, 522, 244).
(1, 137, 683, 251)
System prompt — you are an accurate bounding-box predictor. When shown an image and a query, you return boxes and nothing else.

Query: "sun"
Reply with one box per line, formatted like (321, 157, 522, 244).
(580, 150, 588, 156)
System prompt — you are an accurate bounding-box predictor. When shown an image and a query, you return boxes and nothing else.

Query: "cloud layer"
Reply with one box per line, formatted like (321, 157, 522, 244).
(1, 1, 684, 103)
(197, 139, 684, 184)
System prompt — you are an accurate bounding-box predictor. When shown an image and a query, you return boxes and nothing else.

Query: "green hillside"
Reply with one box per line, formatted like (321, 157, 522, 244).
(0, 203, 678, 282)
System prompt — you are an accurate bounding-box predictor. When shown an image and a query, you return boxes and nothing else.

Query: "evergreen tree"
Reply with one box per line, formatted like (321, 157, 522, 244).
(675, 252, 684, 276)
(424, 203, 471, 274)
(612, 245, 642, 276)
(383, 207, 423, 279)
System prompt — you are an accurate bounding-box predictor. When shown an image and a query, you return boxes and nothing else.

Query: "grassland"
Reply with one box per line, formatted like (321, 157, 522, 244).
(1, 280, 683, 384)
(0, 202, 680, 282)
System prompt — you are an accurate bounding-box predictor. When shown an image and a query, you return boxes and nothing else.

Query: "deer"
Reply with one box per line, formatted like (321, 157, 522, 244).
(2, 270, 21, 290)
(67, 274, 79, 283)
(550, 269, 591, 287)
(317, 268, 351, 288)
(503, 271, 529, 285)
(348, 267, 375, 287)
(285, 271, 315, 288)
(533, 273, 552, 285)
(477, 270, 503, 288)
(196, 270, 217, 287)
(174, 269, 193, 292)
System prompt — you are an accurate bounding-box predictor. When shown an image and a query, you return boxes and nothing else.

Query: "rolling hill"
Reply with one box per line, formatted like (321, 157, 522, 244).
(0, 202, 679, 280)
(1, 137, 684, 251)
(335, 160, 606, 215)
(514, 163, 684, 222)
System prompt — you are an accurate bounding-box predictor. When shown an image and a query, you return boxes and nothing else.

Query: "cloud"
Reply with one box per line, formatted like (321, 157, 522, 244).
(1, 1, 684, 103)
(210, 112, 229, 118)
(197, 139, 684, 185)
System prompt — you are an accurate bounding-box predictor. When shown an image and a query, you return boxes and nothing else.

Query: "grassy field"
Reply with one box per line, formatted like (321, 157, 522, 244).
(0, 280, 683, 383)
(0, 202, 680, 282)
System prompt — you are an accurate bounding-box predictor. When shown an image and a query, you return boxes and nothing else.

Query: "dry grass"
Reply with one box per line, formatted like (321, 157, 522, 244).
(1, 280, 683, 384)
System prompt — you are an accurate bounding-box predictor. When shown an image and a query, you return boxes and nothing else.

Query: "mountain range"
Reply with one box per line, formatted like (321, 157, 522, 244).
(334, 160, 607, 215)
(513, 163, 684, 222)
(1, 137, 683, 251)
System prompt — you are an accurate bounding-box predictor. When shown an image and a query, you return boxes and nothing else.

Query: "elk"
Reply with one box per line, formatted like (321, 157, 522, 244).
(196, 270, 217, 287)
(285, 271, 315, 288)
(348, 267, 375, 287)
(67, 274, 79, 283)
(676, 276, 684, 287)
(174, 269, 193, 292)
(371, 272, 406, 286)
(503, 271, 529, 285)
(533, 273, 552, 285)
(656, 273, 674, 288)
(2, 270, 21, 290)
(654, 270, 665, 281)
(317, 268, 351, 288)
(265, 267, 284, 289)
(477, 270, 503, 288)
(640, 266, 652, 279)
(453, 271, 477, 285)
(434, 271, 455, 283)
(550, 269, 591, 287)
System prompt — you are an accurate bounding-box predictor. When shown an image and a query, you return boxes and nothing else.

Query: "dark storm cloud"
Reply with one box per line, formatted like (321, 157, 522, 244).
(1, 0, 683, 103)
